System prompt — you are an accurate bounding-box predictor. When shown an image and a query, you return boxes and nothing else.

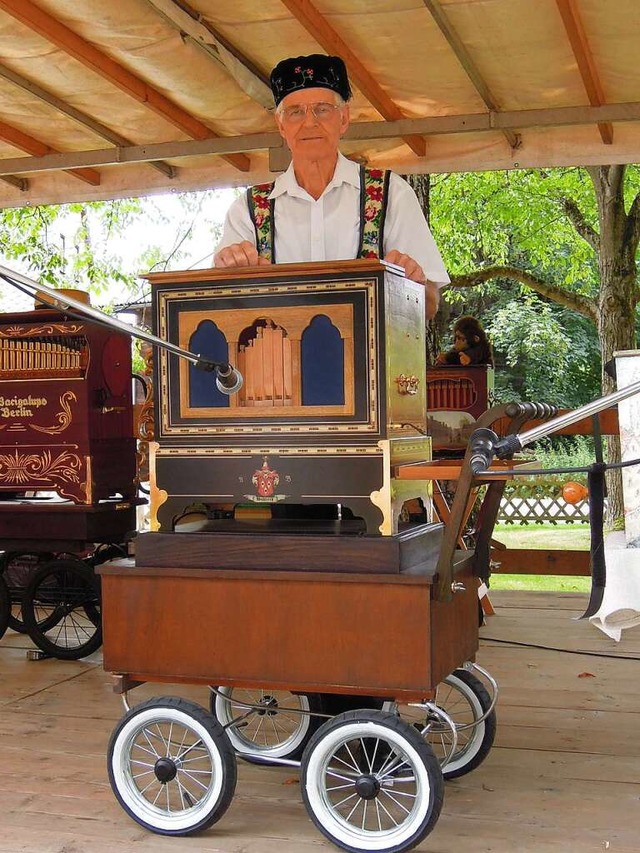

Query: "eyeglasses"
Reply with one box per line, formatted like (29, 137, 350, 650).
(280, 102, 341, 123)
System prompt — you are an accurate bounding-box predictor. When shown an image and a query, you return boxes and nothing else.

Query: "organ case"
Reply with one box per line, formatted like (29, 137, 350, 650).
(147, 260, 432, 535)
(0, 303, 136, 503)
(426, 365, 495, 453)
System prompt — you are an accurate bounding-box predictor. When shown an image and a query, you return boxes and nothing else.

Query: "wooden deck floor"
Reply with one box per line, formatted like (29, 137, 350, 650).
(1, 589, 639, 853)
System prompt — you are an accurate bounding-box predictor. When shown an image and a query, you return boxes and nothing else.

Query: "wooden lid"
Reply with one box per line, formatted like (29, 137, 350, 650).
(34, 287, 91, 309)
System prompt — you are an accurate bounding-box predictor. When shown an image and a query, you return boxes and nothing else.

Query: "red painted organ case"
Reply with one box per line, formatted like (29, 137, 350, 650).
(0, 302, 137, 504)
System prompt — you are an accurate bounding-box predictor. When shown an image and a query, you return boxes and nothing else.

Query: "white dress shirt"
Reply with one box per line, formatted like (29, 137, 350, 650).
(215, 153, 450, 285)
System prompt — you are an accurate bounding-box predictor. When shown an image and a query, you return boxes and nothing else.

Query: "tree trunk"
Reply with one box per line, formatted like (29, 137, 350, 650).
(404, 173, 442, 362)
(405, 173, 431, 224)
(589, 165, 638, 524)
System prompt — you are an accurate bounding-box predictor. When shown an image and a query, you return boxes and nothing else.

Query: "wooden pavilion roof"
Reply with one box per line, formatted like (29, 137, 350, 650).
(0, 0, 637, 206)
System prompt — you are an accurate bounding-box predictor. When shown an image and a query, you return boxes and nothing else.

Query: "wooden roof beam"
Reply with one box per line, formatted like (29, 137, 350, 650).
(556, 0, 613, 144)
(0, 120, 100, 185)
(0, 0, 250, 172)
(1, 100, 639, 177)
(0, 101, 640, 177)
(0, 62, 175, 180)
(144, 0, 273, 108)
(278, 0, 427, 158)
(0, 174, 28, 191)
(421, 0, 520, 150)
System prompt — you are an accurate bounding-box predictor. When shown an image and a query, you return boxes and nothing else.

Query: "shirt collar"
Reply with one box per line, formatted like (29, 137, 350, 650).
(269, 152, 360, 200)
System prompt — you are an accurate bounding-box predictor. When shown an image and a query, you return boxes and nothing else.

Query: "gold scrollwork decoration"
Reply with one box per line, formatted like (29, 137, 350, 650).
(0, 448, 82, 485)
(1, 323, 84, 337)
(395, 374, 420, 396)
(30, 391, 77, 435)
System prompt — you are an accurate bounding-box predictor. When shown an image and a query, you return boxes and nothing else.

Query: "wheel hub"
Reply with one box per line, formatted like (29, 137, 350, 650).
(355, 774, 381, 800)
(257, 694, 278, 716)
(154, 756, 178, 783)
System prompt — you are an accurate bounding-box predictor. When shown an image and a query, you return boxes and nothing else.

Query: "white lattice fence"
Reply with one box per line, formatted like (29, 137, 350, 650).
(498, 497, 591, 524)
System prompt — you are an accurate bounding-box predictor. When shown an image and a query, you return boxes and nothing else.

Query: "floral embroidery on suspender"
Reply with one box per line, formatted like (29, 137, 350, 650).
(247, 182, 275, 262)
(358, 167, 390, 259)
(248, 168, 389, 262)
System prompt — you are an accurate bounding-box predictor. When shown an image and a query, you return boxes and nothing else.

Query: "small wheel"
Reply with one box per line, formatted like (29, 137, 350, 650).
(301, 709, 444, 853)
(21, 558, 102, 659)
(1, 551, 56, 633)
(0, 575, 10, 640)
(108, 697, 237, 836)
(211, 686, 324, 762)
(398, 669, 497, 779)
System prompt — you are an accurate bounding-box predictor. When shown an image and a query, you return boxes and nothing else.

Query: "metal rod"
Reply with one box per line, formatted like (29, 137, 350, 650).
(516, 379, 640, 448)
(0, 264, 210, 368)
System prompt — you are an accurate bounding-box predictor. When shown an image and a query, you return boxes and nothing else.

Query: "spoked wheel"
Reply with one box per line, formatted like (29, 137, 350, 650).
(301, 709, 444, 853)
(1, 551, 56, 634)
(397, 669, 497, 779)
(22, 557, 102, 659)
(0, 575, 10, 640)
(108, 697, 237, 836)
(211, 686, 325, 762)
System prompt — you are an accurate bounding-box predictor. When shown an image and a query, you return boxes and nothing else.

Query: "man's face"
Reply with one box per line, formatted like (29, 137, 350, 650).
(275, 88, 350, 163)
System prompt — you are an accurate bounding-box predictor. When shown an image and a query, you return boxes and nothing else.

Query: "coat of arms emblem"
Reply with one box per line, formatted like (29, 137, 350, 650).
(252, 457, 280, 498)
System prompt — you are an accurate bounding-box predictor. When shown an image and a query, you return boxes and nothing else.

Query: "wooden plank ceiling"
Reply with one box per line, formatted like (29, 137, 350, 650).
(0, 0, 637, 206)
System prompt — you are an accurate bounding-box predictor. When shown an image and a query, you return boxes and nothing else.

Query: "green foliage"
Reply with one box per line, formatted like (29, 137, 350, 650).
(0, 190, 230, 309)
(485, 294, 600, 406)
(430, 167, 606, 292)
(0, 199, 142, 301)
(437, 280, 601, 407)
(528, 435, 595, 471)
(430, 165, 640, 407)
(504, 435, 594, 499)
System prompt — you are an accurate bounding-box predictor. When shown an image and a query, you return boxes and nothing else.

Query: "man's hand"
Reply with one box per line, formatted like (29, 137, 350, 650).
(214, 241, 271, 268)
(383, 250, 425, 283)
(383, 250, 440, 320)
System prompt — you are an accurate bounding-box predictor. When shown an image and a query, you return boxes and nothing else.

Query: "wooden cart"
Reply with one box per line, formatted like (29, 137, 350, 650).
(95, 263, 548, 853)
(0, 297, 140, 657)
(97, 425, 540, 852)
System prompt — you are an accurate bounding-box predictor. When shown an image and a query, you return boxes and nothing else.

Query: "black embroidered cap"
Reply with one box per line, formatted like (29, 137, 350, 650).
(270, 54, 352, 106)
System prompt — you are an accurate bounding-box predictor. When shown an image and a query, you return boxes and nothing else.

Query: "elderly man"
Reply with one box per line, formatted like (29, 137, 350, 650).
(214, 54, 449, 318)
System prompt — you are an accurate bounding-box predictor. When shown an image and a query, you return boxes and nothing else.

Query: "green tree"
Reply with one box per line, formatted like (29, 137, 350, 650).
(485, 295, 600, 406)
(0, 199, 142, 299)
(430, 165, 640, 522)
(0, 191, 227, 311)
(431, 165, 640, 382)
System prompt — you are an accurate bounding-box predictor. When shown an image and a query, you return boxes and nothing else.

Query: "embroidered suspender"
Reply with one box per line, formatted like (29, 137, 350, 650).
(247, 182, 276, 262)
(247, 168, 390, 262)
(357, 167, 390, 259)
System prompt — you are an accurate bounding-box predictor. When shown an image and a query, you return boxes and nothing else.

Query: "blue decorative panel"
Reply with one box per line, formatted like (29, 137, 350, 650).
(189, 320, 230, 408)
(301, 315, 344, 405)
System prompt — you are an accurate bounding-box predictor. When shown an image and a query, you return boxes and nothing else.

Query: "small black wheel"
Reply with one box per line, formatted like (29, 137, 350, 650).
(398, 669, 497, 779)
(1, 551, 56, 633)
(211, 686, 325, 762)
(108, 697, 237, 836)
(22, 557, 102, 659)
(301, 709, 444, 853)
(0, 575, 10, 640)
